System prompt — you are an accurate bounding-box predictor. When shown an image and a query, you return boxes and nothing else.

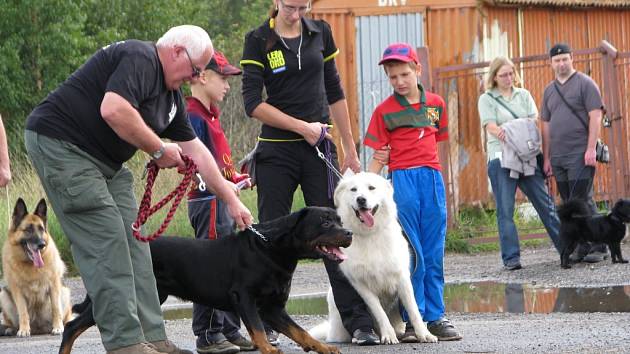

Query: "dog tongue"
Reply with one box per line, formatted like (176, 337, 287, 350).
(30, 248, 44, 268)
(359, 209, 374, 227)
(330, 247, 348, 261)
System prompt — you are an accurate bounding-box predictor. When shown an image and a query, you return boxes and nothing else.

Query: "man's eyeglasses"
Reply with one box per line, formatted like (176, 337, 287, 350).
(497, 71, 514, 79)
(279, 0, 311, 15)
(184, 48, 201, 78)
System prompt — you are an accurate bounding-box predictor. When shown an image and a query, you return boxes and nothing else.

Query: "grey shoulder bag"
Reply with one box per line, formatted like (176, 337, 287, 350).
(552, 83, 609, 163)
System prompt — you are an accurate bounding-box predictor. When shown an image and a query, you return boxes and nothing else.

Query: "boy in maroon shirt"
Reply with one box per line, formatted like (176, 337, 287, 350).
(186, 51, 253, 353)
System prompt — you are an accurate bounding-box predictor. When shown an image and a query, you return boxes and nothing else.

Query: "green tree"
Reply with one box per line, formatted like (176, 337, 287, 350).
(0, 0, 92, 156)
(0, 0, 270, 160)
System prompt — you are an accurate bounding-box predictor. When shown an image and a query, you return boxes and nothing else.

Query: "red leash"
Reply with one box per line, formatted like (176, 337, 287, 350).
(132, 155, 197, 242)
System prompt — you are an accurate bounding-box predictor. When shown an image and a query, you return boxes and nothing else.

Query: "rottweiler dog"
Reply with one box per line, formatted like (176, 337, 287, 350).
(558, 198, 630, 269)
(59, 206, 352, 354)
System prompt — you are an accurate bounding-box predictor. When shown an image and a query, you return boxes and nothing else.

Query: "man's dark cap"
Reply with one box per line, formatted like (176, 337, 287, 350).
(549, 43, 572, 58)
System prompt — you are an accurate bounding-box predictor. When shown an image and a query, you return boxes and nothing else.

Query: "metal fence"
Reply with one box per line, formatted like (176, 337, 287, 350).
(430, 41, 630, 224)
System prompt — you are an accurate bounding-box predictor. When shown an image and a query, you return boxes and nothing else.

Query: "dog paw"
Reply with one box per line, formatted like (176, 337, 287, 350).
(51, 327, 64, 335)
(322, 344, 341, 354)
(417, 331, 438, 343)
(16, 328, 31, 337)
(380, 328, 399, 345)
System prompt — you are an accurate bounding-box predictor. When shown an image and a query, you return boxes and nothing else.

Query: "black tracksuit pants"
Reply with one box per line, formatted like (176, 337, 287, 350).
(255, 139, 374, 334)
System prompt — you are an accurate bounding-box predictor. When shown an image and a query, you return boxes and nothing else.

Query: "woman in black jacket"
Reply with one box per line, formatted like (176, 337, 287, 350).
(240, 0, 379, 346)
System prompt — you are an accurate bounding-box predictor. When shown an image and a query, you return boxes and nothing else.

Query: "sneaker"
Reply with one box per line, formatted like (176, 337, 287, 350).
(583, 250, 609, 263)
(266, 329, 280, 346)
(570, 243, 591, 262)
(151, 340, 193, 354)
(427, 318, 462, 341)
(107, 342, 166, 354)
(504, 262, 522, 271)
(583, 243, 609, 263)
(195, 338, 239, 354)
(228, 335, 256, 351)
(351, 328, 380, 346)
(398, 323, 418, 343)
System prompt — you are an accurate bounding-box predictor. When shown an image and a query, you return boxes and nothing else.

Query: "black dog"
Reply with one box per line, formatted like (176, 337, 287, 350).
(59, 207, 352, 354)
(558, 198, 630, 269)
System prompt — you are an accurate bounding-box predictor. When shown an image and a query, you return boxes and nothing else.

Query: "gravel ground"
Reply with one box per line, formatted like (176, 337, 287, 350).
(2, 241, 630, 353)
(444, 241, 630, 288)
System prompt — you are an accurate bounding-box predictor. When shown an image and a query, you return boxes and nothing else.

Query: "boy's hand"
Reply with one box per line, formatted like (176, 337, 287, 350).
(341, 154, 361, 174)
(231, 173, 252, 190)
(373, 146, 391, 165)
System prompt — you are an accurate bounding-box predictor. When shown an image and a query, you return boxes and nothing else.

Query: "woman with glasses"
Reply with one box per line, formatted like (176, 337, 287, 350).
(240, 0, 379, 347)
(478, 56, 561, 271)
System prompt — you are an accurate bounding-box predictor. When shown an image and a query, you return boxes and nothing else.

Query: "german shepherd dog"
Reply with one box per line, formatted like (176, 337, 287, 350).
(0, 198, 72, 336)
(59, 206, 352, 354)
(558, 198, 630, 269)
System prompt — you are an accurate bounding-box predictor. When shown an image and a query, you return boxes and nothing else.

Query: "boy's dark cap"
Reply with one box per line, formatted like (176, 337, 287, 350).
(549, 43, 572, 58)
(206, 51, 242, 76)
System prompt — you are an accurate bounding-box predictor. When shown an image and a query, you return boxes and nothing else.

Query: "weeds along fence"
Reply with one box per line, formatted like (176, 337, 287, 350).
(431, 40, 630, 225)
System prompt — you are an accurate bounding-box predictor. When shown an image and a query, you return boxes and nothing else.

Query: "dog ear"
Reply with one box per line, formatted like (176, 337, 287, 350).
(34, 198, 48, 225)
(284, 208, 308, 230)
(385, 178, 395, 195)
(342, 169, 355, 179)
(12, 198, 28, 231)
(333, 180, 347, 208)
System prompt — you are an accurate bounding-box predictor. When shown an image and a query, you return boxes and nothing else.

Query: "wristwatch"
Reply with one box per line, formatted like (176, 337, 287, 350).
(150, 143, 166, 160)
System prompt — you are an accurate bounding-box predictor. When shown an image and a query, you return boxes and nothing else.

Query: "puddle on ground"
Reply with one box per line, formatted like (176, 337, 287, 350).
(163, 282, 630, 320)
(445, 282, 630, 314)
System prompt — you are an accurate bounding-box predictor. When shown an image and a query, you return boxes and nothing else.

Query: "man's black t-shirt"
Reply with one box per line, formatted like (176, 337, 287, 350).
(26, 40, 196, 169)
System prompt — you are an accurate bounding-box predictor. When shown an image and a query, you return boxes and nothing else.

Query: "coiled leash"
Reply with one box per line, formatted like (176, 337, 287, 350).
(132, 155, 202, 242)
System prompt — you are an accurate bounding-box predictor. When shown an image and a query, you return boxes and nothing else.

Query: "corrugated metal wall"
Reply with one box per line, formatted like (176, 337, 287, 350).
(355, 13, 425, 167)
(436, 7, 630, 206)
(312, 1, 630, 207)
(426, 7, 484, 205)
(426, 6, 479, 67)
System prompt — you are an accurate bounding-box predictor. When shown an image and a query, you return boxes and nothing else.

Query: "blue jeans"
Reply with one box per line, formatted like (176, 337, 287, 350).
(487, 158, 561, 266)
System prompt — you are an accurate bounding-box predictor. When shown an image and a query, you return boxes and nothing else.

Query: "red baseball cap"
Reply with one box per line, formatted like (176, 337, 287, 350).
(378, 43, 419, 65)
(206, 51, 242, 76)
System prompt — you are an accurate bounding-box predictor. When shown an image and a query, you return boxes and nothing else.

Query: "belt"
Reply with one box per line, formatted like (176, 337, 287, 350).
(257, 136, 305, 142)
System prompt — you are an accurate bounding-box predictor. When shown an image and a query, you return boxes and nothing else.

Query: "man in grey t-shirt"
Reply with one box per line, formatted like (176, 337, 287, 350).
(540, 43, 606, 263)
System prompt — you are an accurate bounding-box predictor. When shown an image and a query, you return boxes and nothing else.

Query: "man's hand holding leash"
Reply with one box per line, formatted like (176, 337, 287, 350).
(152, 142, 185, 169)
(178, 138, 253, 230)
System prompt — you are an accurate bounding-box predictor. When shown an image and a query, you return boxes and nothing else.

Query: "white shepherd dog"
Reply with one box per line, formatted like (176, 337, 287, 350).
(309, 171, 437, 344)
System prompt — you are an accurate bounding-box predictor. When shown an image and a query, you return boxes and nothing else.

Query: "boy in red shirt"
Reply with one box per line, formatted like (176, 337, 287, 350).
(186, 51, 253, 354)
(364, 43, 461, 342)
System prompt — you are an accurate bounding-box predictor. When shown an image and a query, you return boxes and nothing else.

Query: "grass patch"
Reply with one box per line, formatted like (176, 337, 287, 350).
(445, 202, 554, 254)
